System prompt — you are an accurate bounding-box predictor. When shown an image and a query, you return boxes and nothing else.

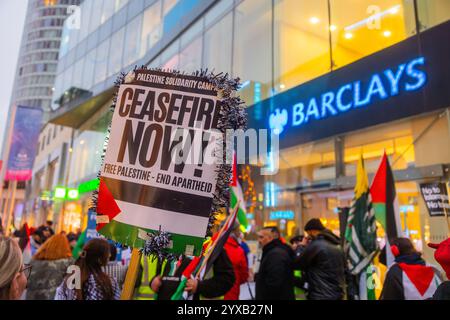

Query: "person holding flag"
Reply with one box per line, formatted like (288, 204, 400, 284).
(344, 155, 378, 299)
(150, 205, 240, 300)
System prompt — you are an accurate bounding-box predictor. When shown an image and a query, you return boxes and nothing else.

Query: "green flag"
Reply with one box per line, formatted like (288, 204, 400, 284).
(345, 156, 378, 276)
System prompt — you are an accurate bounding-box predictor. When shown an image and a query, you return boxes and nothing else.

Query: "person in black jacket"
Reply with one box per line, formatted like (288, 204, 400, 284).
(255, 227, 295, 300)
(294, 218, 347, 300)
(150, 249, 235, 300)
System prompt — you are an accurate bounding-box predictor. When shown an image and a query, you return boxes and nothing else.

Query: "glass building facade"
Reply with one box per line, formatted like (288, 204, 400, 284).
(47, 0, 450, 277)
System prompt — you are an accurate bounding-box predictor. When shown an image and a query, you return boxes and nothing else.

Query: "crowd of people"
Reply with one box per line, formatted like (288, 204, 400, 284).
(0, 217, 449, 300)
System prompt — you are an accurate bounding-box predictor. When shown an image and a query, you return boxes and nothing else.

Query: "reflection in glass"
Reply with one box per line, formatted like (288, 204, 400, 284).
(330, 0, 416, 70)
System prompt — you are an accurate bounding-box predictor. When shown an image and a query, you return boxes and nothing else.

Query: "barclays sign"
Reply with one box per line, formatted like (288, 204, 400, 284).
(269, 57, 427, 135)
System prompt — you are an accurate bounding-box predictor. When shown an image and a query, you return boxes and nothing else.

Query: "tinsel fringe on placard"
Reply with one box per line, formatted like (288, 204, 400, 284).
(90, 66, 247, 260)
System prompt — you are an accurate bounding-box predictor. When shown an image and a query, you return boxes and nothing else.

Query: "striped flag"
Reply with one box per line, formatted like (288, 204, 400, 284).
(344, 156, 378, 276)
(230, 153, 248, 231)
(370, 151, 402, 267)
(196, 202, 240, 280)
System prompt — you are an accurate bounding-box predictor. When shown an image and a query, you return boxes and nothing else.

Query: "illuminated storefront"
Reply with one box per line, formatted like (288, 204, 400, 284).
(246, 17, 450, 273)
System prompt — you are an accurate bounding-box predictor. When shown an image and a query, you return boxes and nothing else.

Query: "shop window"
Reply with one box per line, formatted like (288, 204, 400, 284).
(274, 0, 331, 93)
(329, 0, 416, 70)
(344, 120, 416, 172)
(416, 0, 450, 30)
(233, 0, 272, 102)
(203, 12, 232, 74)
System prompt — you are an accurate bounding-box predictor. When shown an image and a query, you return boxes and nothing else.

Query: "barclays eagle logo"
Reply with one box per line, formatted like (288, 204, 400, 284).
(269, 108, 288, 135)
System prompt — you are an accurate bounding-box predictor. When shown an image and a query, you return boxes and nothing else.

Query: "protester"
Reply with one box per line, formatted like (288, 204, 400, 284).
(294, 218, 347, 300)
(222, 221, 248, 300)
(103, 242, 128, 289)
(66, 232, 78, 250)
(290, 235, 305, 257)
(150, 237, 235, 300)
(255, 226, 295, 300)
(30, 228, 43, 255)
(26, 233, 73, 300)
(428, 238, 450, 300)
(380, 237, 443, 300)
(37, 225, 52, 243)
(0, 237, 30, 300)
(55, 238, 120, 300)
(45, 221, 55, 236)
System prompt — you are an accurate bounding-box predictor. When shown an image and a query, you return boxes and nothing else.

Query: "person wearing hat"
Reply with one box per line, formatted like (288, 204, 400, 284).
(428, 238, 450, 300)
(293, 218, 347, 300)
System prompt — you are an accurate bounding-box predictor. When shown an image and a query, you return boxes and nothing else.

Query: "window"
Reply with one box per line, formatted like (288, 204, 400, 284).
(203, 13, 232, 74)
(72, 58, 85, 89)
(108, 27, 125, 76)
(78, 0, 93, 42)
(163, 0, 178, 15)
(233, 0, 272, 102)
(83, 49, 96, 89)
(101, 0, 116, 24)
(274, 0, 331, 93)
(47, 129, 51, 145)
(141, 1, 162, 57)
(416, 0, 450, 30)
(89, 0, 104, 33)
(160, 40, 180, 70)
(94, 39, 110, 84)
(329, 0, 416, 70)
(123, 15, 142, 67)
(179, 36, 202, 73)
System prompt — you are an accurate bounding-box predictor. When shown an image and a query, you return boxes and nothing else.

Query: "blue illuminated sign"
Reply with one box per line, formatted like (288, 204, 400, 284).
(269, 210, 295, 220)
(269, 57, 427, 135)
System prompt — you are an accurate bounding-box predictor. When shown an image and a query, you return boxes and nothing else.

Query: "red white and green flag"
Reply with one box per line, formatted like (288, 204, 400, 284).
(370, 151, 403, 267)
(230, 153, 248, 231)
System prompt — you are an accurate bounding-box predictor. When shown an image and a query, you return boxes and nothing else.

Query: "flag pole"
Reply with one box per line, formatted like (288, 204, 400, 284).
(120, 248, 142, 300)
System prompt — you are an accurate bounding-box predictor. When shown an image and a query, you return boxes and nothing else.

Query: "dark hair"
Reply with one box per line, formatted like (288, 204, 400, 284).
(392, 237, 418, 256)
(304, 218, 325, 232)
(263, 226, 280, 238)
(109, 243, 117, 261)
(289, 235, 304, 245)
(46, 221, 53, 226)
(69, 238, 113, 300)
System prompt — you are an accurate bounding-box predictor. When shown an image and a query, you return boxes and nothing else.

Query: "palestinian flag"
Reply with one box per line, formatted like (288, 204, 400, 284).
(196, 203, 240, 280)
(171, 255, 203, 300)
(370, 151, 402, 267)
(344, 156, 378, 275)
(230, 153, 248, 231)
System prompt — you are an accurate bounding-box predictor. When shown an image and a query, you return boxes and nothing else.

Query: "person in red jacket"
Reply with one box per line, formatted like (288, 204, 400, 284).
(223, 221, 249, 300)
